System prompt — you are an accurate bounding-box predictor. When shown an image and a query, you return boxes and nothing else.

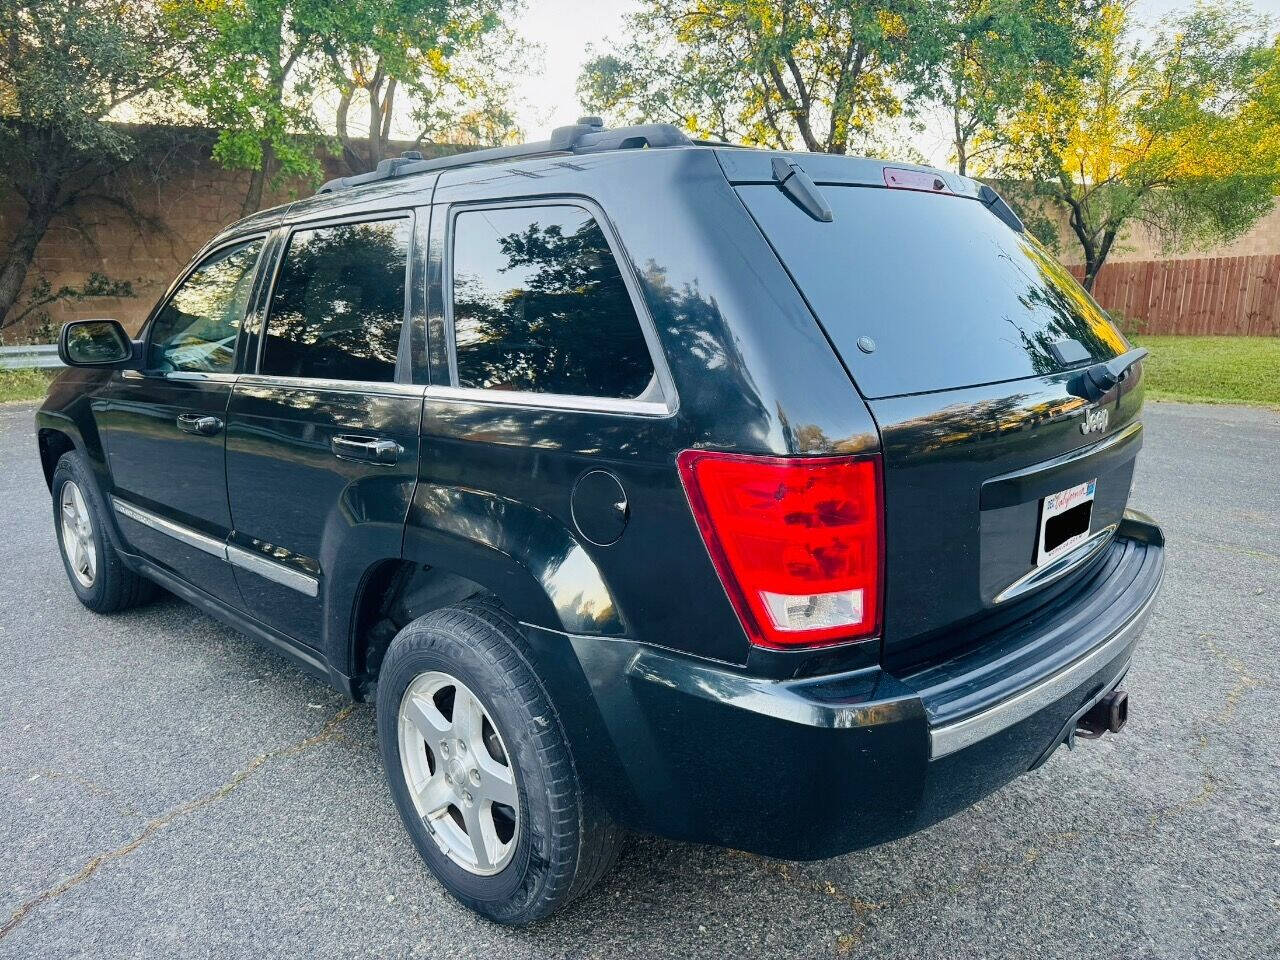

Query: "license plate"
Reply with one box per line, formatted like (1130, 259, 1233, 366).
(1037, 479, 1096, 565)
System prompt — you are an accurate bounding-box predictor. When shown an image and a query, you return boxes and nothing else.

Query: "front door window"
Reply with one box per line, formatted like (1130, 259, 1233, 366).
(148, 239, 263, 373)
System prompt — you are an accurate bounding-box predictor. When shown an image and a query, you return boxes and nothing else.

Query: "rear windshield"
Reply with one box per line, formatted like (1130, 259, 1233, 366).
(738, 184, 1128, 398)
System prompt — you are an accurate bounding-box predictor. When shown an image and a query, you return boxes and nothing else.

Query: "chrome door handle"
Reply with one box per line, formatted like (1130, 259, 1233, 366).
(331, 435, 402, 465)
(177, 414, 223, 436)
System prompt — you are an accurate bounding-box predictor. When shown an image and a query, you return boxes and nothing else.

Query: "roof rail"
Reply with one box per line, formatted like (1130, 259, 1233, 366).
(316, 118, 694, 195)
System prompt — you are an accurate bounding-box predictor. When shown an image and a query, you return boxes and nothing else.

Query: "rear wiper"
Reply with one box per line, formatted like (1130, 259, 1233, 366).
(1070, 347, 1149, 401)
(771, 157, 833, 222)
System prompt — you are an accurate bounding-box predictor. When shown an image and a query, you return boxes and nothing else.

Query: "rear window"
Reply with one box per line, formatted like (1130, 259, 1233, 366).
(449, 204, 656, 400)
(261, 218, 410, 383)
(738, 185, 1128, 398)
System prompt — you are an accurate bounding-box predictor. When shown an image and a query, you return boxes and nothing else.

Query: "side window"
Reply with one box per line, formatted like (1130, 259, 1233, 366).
(148, 239, 262, 372)
(260, 218, 411, 382)
(450, 204, 656, 399)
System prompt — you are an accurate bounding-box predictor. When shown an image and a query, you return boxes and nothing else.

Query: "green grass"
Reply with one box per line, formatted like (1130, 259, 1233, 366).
(0, 367, 57, 403)
(1132, 336, 1280, 409)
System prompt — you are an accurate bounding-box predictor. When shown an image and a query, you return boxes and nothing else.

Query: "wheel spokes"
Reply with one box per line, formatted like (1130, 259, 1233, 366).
(461, 799, 499, 870)
(402, 692, 451, 740)
(475, 752, 517, 808)
(451, 688, 484, 750)
(414, 775, 453, 817)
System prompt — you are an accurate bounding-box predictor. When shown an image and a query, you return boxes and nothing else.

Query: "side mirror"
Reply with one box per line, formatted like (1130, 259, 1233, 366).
(58, 319, 136, 368)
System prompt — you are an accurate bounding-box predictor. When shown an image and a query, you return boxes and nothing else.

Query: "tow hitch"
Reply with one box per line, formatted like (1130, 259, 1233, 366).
(1076, 690, 1129, 738)
(1029, 686, 1131, 770)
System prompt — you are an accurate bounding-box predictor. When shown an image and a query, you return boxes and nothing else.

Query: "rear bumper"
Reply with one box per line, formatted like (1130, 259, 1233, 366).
(549, 511, 1164, 860)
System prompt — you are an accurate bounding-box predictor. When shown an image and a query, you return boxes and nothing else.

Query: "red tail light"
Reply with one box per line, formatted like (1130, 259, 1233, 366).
(677, 450, 883, 650)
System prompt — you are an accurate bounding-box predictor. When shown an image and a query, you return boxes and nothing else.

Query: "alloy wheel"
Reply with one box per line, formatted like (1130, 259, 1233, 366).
(60, 481, 96, 589)
(398, 671, 520, 876)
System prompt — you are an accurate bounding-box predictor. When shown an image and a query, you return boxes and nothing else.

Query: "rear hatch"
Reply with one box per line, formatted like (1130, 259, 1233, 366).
(725, 151, 1145, 666)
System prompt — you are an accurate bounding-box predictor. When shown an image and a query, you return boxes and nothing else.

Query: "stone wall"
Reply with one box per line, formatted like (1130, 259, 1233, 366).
(0, 128, 439, 342)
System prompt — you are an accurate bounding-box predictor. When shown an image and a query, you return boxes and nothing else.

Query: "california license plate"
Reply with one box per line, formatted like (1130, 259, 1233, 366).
(1037, 479, 1096, 565)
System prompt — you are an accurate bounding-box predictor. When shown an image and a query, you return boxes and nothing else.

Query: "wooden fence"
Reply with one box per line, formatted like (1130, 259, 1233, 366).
(1068, 254, 1280, 336)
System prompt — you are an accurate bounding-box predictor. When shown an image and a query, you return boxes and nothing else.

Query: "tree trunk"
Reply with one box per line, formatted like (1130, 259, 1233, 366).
(0, 199, 57, 330)
(1082, 259, 1100, 292)
(1084, 229, 1118, 293)
(241, 140, 275, 217)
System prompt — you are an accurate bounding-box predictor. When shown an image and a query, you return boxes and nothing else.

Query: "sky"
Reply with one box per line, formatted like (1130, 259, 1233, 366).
(509, 0, 1280, 158)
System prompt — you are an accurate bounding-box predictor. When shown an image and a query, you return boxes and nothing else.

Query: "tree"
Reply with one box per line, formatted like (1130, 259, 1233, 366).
(180, 0, 333, 217)
(923, 0, 1099, 175)
(327, 2, 528, 171)
(579, 0, 941, 154)
(0, 0, 190, 328)
(992, 0, 1280, 290)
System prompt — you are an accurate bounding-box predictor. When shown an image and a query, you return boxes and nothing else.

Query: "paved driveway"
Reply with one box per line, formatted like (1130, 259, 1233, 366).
(1, 400, 1276, 959)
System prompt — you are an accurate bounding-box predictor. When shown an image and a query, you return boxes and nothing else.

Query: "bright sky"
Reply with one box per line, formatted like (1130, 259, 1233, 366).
(511, 0, 1280, 160)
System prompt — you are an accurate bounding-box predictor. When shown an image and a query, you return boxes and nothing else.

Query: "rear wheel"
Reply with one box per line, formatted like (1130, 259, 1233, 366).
(376, 600, 622, 924)
(51, 453, 156, 613)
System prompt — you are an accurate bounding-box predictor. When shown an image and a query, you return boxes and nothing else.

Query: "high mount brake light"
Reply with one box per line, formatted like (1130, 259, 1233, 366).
(677, 450, 884, 650)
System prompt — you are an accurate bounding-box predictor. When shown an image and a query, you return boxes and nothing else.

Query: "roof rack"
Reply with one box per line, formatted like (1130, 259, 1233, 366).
(316, 117, 694, 195)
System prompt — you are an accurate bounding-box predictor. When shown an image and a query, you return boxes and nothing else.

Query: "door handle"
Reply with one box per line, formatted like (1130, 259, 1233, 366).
(177, 414, 223, 437)
(331, 435, 402, 465)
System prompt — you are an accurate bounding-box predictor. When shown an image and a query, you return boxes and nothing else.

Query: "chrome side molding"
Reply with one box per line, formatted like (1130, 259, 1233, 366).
(111, 497, 319, 598)
(226, 544, 319, 598)
(112, 498, 226, 558)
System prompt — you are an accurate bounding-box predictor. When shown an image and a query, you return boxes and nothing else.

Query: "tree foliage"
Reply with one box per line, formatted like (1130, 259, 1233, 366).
(179, 0, 337, 216)
(922, 0, 1100, 174)
(181, 0, 528, 212)
(327, 0, 528, 172)
(0, 0, 193, 327)
(991, 0, 1280, 289)
(579, 0, 942, 153)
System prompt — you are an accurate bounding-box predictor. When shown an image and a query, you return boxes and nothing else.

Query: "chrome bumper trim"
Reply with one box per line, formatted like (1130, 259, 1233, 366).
(929, 569, 1162, 759)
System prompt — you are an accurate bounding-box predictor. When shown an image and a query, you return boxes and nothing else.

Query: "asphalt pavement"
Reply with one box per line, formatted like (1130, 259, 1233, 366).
(1, 399, 1276, 959)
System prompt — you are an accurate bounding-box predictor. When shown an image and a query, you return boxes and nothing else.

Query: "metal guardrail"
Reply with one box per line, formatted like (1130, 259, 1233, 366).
(0, 344, 61, 370)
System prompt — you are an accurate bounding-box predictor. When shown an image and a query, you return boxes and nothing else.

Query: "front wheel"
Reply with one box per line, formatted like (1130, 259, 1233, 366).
(51, 452, 156, 613)
(376, 601, 622, 924)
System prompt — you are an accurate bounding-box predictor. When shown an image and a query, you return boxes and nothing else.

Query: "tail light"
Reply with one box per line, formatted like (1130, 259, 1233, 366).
(677, 450, 883, 650)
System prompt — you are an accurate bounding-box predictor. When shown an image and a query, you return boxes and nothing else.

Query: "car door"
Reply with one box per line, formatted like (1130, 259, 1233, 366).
(411, 198, 712, 650)
(223, 212, 423, 651)
(99, 235, 267, 606)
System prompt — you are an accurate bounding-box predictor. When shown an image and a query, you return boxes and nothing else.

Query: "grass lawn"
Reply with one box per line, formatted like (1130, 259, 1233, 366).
(0, 367, 57, 403)
(1133, 336, 1280, 408)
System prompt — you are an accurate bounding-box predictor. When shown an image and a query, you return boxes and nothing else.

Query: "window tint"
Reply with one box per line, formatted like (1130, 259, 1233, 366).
(261, 218, 411, 382)
(450, 205, 655, 399)
(149, 239, 262, 372)
(737, 185, 1127, 398)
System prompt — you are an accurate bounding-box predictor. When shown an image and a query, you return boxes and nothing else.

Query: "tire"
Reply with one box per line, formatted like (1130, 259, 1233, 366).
(376, 600, 623, 925)
(51, 452, 157, 613)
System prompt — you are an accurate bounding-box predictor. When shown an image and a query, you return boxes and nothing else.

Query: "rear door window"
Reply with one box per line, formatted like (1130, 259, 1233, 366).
(738, 185, 1128, 398)
(260, 218, 411, 383)
(448, 204, 655, 399)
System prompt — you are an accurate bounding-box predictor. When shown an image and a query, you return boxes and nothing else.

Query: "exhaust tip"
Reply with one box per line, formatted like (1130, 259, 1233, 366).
(1077, 690, 1128, 738)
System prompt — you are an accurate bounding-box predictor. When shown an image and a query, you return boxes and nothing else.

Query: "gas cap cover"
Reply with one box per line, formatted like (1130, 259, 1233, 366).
(571, 470, 629, 546)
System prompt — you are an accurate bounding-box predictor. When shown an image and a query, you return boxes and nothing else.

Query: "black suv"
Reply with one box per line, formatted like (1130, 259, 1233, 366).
(38, 120, 1164, 925)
